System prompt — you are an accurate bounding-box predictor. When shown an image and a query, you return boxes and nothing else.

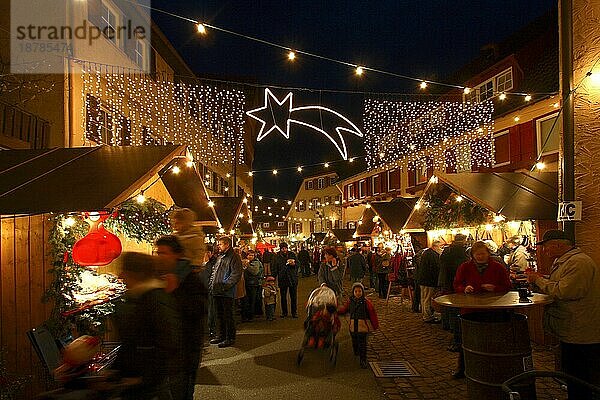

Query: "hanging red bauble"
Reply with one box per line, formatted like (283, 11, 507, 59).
(72, 212, 122, 267)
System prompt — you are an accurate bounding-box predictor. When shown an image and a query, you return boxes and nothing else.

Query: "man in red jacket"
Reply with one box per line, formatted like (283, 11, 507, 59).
(451, 241, 511, 378)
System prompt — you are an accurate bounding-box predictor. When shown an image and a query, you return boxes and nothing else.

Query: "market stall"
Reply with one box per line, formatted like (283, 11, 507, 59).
(0, 145, 217, 394)
(403, 171, 559, 344)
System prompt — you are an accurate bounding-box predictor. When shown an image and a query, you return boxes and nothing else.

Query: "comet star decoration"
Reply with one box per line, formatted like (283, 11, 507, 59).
(246, 88, 363, 159)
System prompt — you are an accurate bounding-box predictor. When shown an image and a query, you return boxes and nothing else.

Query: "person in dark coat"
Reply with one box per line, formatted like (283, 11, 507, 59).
(241, 249, 264, 322)
(113, 252, 180, 400)
(438, 234, 468, 333)
(209, 236, 243, 348)
(347, 247, 368, 283)
(418, 240, 442, 323)
(297, 245, 312, 277)
(318, 247, 343, 297)
(271, 242, 299, 318)
(155, 236, 207, 400)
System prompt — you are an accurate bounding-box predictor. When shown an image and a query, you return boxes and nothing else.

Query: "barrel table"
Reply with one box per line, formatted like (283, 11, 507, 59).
(434, 292, 552, 400)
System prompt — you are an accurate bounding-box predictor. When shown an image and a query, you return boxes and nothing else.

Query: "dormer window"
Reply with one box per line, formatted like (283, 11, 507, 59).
(465, 67, 513, 103)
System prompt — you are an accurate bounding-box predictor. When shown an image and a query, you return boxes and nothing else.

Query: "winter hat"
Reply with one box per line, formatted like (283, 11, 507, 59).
(351, 282, 365, 296)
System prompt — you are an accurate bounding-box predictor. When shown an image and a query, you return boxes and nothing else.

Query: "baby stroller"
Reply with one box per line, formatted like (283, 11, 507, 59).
(296, 284, 341, 366)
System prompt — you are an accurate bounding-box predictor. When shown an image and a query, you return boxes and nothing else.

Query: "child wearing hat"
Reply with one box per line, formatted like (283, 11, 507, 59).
(263, 276, 279, 321)
(338, 282, 379, 368)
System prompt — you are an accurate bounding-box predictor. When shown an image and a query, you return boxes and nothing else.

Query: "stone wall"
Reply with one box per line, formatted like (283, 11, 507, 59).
(571, 1, 600, 263)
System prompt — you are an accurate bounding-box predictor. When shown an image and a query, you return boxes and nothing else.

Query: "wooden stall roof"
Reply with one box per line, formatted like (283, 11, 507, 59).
(159, 159, 218, 224)
(371, 198, 419, 233)
(200, 197, 245, 234)
(403, 172, 558, 230)
(0, 146, 216, 225)
(356, 208, 376, 235)
(330, 228, 356, 242)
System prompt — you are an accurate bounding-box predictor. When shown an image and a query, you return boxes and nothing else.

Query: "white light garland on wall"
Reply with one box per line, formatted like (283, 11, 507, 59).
(79, 61, 246, 167)
(364, 99, 494, 170)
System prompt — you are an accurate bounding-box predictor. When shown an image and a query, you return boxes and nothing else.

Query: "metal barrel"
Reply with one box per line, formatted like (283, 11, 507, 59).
(461, 312, 537, 400)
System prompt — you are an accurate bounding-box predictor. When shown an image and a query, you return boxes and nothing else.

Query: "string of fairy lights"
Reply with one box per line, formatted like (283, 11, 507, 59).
(364, 99, 495, 170)
(78, 60, 246, 167)
(127, 0, 556, 103)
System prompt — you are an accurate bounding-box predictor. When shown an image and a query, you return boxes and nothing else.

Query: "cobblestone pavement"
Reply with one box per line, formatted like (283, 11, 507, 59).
(364, 288, 567, 400)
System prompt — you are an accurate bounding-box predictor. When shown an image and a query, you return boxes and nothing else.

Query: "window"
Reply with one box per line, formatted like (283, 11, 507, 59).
(297, 200, 306, 212)
(479, 80, 494, 102)
(310, 198, 319, 210)
(329, 176, 337, 185)
(294, 223, 302, 234)
(309, 220, 315, 233)
(359, 180, 366, 198)
(496, 68, 513, 93)
(347, 185, 356, 201)
(262, 222, 270, 228)
(134, 39, 146, 69)
(388, 169, 400, 190)
(326, 220, 333, 230)
(372, 175, 380, 195)
(101, 1, 119, 45)
(317, 178, 325, 189)
(493, 130, 510, 167)
(347, 221, 356, 230)
(307, 180, 314, 190)
(324, 196, 331, 205)
(335, 195, 342, 204)
(536, 113, 560, 156)
(277, 222, 285, 228)
(455, 143, 472, 173)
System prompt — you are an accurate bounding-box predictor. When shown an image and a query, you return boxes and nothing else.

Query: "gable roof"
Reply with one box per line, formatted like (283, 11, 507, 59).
(0, 146, 217, 225)
(403, 172, 558, 230)
(356, 197, 419, 235)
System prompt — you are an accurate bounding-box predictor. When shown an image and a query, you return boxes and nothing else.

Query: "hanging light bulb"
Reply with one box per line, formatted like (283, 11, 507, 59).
(524, 94, 532, 102)
(186, 159, 194, 167)
(242, 198, 248, 203)
(64, 216, 77, 227)
(287, 50, 296, 61)
(197, 23, 207, 34)
(136, 193, 146, 204)
(536, 161, 546, 170)
(218, 227, 225, 234)
(172, 166, 180, 174)
(272, 169, 278, 175)
(493, 214, 506, 223)
(226, 173, 231, 178)
(419, 81, 428, 89)
(297, 166, 303, 172)
(514, 116, 520, 122)
(274, 198, 278, 203)
(287, 200, 292, 205)
(499, 92, 507, 101)
(463, 87, 471, 94)
(455, 195, 463, 202)
(258, 196, 263, 200)
(349, 157, 355, 163)
(248, 171, 253, 177)
(355, 66, 364, 76)
(208, 201, 215, 207)
(324, 162, 329, 168)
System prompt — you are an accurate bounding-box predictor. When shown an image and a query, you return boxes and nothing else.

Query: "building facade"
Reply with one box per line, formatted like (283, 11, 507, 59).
(286, 172, 343, 240)
(0, 0, 254, 197)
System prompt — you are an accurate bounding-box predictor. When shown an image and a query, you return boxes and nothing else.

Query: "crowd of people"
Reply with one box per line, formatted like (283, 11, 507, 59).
(410, 230, 600, 399)
(76, 206, 600, 399)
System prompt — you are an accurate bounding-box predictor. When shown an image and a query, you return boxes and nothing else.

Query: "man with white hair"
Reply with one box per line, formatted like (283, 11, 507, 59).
(418, 240, 443, 323)
(527, 230, 600, 399)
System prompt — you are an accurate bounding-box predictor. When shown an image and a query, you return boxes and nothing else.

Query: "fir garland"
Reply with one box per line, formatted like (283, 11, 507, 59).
(422, 188, 490, 231)
(44, 198, 172, 338)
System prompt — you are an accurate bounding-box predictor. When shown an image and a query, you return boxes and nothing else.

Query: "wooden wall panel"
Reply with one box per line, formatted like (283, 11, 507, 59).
(1, 217, 17, 372)
(14, 217, 32, 375)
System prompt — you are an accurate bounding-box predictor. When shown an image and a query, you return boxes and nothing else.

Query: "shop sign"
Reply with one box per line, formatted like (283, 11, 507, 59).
(557, 201, 582, 221)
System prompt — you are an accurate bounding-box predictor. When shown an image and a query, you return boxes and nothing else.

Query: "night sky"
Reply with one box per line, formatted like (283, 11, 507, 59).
(151, 0, 556, 199)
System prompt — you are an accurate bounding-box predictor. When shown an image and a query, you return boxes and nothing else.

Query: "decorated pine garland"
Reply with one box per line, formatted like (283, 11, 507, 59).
(422, 187, 490, 231)
(44, 198, 172, 338)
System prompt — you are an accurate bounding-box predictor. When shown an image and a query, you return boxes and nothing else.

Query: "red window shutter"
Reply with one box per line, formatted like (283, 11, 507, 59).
(408, 167, 416, 187)
(494, 134, 510, 165)
(426, 158, 434, 177)
(366, 179, 372, 196)
(388, 169, 399, 189)
(313, 179, 318, 188)
(519, 121, 535, 162)
(509, 126, 521, 163)
(445, 148, 457, 174)
(380, 172, 387, 192)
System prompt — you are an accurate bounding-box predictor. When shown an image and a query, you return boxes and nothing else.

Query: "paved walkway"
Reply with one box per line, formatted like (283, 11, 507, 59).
(195, 276, 384, 400)
(366, 288, 566, 400)
(196, 276, 565, 400)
